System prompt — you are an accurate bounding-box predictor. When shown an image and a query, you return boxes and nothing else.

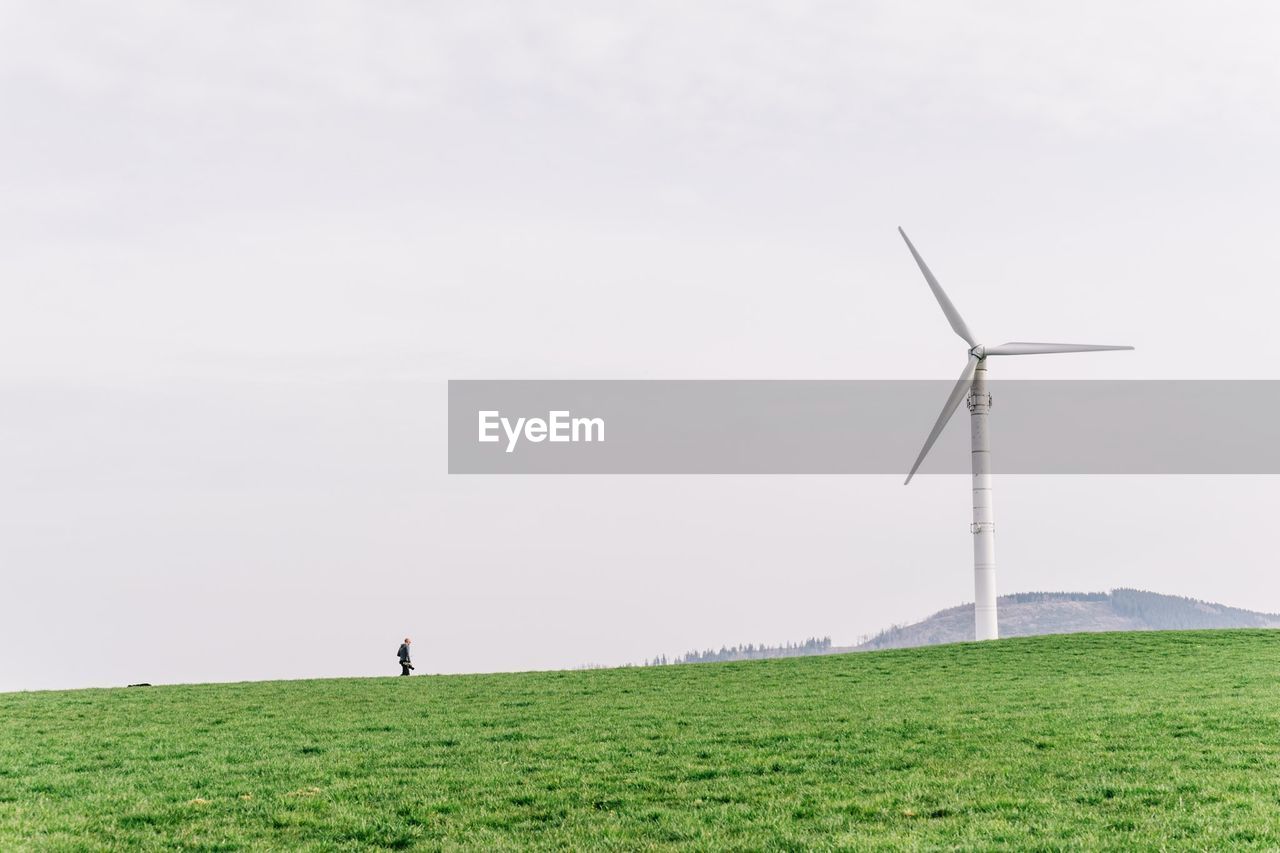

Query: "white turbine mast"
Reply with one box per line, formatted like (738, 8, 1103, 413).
(898, 227, 1133, 642)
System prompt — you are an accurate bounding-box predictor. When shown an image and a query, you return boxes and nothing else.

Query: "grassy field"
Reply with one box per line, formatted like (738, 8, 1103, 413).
(4, 630, 1280, 850)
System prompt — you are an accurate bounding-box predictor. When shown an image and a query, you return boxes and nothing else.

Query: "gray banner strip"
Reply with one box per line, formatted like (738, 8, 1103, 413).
(448, 380, 1280, 474)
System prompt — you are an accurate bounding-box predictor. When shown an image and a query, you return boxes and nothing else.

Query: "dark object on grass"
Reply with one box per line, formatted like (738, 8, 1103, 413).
(397, 638, 413, 676)
(127, 683, 152, 688)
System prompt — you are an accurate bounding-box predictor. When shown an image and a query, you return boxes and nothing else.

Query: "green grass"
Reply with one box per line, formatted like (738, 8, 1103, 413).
(4, 631, 1280, 850)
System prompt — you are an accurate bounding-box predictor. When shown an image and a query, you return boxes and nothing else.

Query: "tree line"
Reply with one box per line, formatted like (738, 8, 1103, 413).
(645, 637, 832, 666)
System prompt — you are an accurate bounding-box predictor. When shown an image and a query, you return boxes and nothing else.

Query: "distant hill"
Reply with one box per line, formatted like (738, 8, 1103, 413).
(850, 589, 1280, 651)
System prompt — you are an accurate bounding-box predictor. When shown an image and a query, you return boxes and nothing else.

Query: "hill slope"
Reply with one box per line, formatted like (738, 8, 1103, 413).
(5, 631, 1280, 848)
(854, 588, 1280, 651)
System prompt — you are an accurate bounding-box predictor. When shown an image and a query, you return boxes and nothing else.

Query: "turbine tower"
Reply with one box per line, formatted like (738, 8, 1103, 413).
(898, 227, 1132, 642)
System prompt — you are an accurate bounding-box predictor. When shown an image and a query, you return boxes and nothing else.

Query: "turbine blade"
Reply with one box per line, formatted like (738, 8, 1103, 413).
(898, 227, 976, 347)
(984, 342, 1135, 356)
(904, 354, 979, 485)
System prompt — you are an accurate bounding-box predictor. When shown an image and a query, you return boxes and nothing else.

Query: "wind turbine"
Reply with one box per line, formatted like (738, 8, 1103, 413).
(898, 227, 1133, 641)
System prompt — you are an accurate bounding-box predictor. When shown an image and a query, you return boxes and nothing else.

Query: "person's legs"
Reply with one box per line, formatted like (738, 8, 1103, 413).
(400, 663, 410, 676)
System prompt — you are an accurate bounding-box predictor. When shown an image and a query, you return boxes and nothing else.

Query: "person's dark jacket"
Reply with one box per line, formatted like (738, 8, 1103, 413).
(397, 643, 411, 663)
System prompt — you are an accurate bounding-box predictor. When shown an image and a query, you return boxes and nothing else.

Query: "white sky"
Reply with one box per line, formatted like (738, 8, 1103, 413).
(3, 1, 1280, 691)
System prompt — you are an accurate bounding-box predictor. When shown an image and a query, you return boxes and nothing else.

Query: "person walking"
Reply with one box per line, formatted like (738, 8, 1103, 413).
(397, 637, 414, 676)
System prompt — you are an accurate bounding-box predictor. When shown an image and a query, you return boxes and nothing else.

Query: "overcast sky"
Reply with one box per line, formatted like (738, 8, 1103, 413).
(3, 2, 1280, 691)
